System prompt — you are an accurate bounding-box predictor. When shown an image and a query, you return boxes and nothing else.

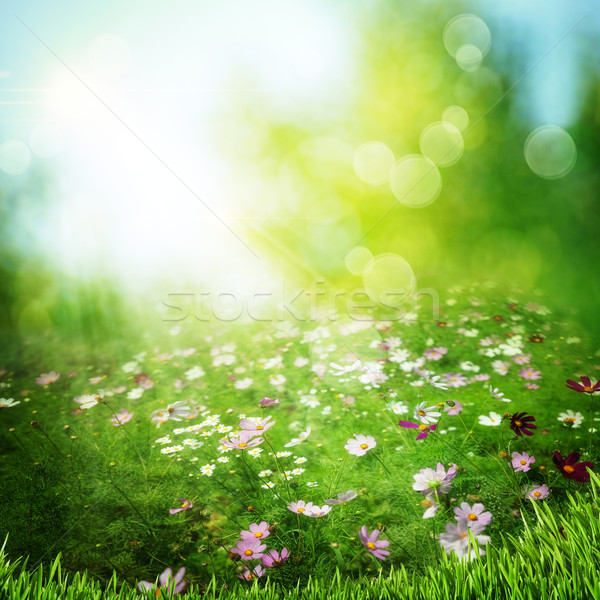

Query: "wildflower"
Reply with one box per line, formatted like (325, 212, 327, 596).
(441, 373, 468, 388)
(239, 416, 275, 434)
(200, 464, 216, 476)
(258, 469, 273, 477)
(413, 401, 441, 425)
(169, 498, 193, 514)
(161, 445, 184, 455)
(489, 386, 511, 402)
(423, 347, 448, 361)
(127, 387, 144, 400)
(422, 371, 449, 390)
(110, 409, 134, 426)
(238, 565, 265, 581)
(185, 366, 205, 380)
(0, 398, 20, 408)
(552, 451, 594, 482)
(491, 360, 510, 375)
(510, 412, 537, 437)
(269, 374, 287, 386)
(262, 481, 275, 489)
(325, 490, 357, 505)
(231, 539, 267, 560)
(421, 496, 439, 519)
(399, 420, 437, 440)
(453, 502, 492, 526)
(306, 481, 319, 487)
(284, 426, 311, 447)
(36, 372, 60, 386)
(518, 367, 542, 380)
(358, 526, 390, 560)
(386, 401, 409, 415)
(219, 431, 264, 450)
(566, 376, 600, 394)
(529, 333, 544, 343)
(241, 521, 270, 541)
(477, 412, 502, 426)
(413, 463, 457, 496)
(261, 548, 290, 567)
(524, 382, 539, 390)
(138, 567, 186, 596)
(557, 410, 584, 428)
(155, 436, 171, 445)
(511, 452, 535, 473)
(287, 500, 314, 514)
(512, 353, 531, 365)
(523, 484, 550, 500)
(259, 397, 280, 407)
(344, 434, 377, 456)
(439, 520, 490, 560)
(166, 401, 190, 421)
(306, 505, 332, 518)
(74, 390, 103, 410)
(444, 402, 463, 416)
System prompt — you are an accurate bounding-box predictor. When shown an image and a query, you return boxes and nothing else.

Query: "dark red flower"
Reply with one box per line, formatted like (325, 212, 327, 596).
(509, 412, 537, 437)
(552, 451, 594, 482)
(565, 376, 600, 394)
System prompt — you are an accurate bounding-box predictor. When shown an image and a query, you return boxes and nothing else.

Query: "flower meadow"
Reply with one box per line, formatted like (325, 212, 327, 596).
(0, 284, 599, 596)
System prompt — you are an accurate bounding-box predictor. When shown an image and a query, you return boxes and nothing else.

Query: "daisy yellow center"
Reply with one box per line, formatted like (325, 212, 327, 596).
(468, 514, 478, 521)
(168, 407, 175, 413)
(181, 502, 189, 509)
(360, 444, 368, 449)
(533, 491, 541, 497)
(238, 443, 248, 448)
(367, 542, 376, 549)
(520, 460, 527, 465)
(256, 425, 263, 429)
(564, 418, 575, 424)
(254, 532, 263, 538)
(297, 508, 305, 513)
(244, 549, 253, 556)
(418, 424, 428, 431)
(563, 465, 575, 473)
(584, 386, 593, 392)
(515, 421, 522, 427)
(418, 410, 426, 416)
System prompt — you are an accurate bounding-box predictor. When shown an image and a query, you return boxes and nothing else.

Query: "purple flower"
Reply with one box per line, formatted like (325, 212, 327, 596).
(398, 420, 437, 440)
(413, 463, 457, 496)
(523, 484, 550, 500)
(240, 521, 270, 541)
(169, 498, 193, 514)
(453, 502, 492, 527)
(358, 526, 390, 560)
(230, 539, 267, 560)
(439, 520, 490, 560)
(261, 548, 290, 567)
(238, 565, 265, 581)
(259, 397, 280, 407)
(138, 567, 186, 596)
(511, 452, 535, 473)
(325, 490, 357, 505)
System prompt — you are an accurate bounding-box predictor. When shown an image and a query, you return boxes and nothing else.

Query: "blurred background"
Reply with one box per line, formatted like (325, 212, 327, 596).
(1, 0, 599, 352)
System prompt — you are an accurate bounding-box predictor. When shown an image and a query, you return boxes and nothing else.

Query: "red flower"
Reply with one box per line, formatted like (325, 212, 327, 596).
(552, 451, 594, 482)
(565, 376, 600, 394)
(509, 412, 537, 437)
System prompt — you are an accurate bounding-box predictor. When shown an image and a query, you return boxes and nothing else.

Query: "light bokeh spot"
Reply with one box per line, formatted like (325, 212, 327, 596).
(0, 140, 31, 175)
(353, 141, 395, 185)
(363, 253, 416, 308)
(29, 125, 64, 158)
(443, 14, 492, 59)
(419, 122, 464, 167)
(442, 105, 469, 132)
(389, 155, 442, 208)
(524, 126, 577, 179)
(455, 44, 483, 72)
(345, 246, 373, 276)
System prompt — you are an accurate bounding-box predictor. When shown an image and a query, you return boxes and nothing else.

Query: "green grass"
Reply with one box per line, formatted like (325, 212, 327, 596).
(2, 472, 600, 599)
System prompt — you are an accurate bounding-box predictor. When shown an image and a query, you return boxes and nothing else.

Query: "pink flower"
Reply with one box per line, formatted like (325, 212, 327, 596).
(36, 372, 60, 386)
(259, 397, 280, 407)
(424, 347, 448, 361)
(138, 567, 186, 596)
(230, 539, 267, 560)
(471, 373, 491, 382)
(219, 430, 264, 450)
(398, 421, 437, 440)
(261, 548, 290, 567)
(110, 409, 134, 426)
(512, 353, 531, 365)
(439, 520, 490, 560)
(453, 502, 492, 526)
(287, 500, 314, 515)
(444, 402, 463, 416)
(169, 498, 193, 514)
(523, 484, 550, 500)
(413, 463, 457, 496)
(135, 374, 154, 389)
(441, 373, 468, 388)
(240, 521, 270, 541)
(518, 367, 542, 380)
(358, 526, 390, 560)
(524, 382, 539, 390)
(511, 452, 535, 472)
(238, 565, 265, 581)
(239, 416, 275, 434)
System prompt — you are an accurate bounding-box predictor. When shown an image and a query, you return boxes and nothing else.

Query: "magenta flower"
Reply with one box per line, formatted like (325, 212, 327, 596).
(240, 521, 271, 541)
(259, 397, 280, 407)
(36, 371, 60, 385)
(287, 500, 314, 515)
(239, 416, 275, 434)
(219, 430, 265, 450)
(238, 565, 265, 581)
(110, 409, 134, 426)
(230, 539, 267, 560)
(444, 402, 463, 416)
(138, 567, 186, 596)
(518, 367, 542, 381)
(523, 484, 550, 500)
(261, 548, 290, 567)
(566, 376, 600, 394)
(169, 498, 193, 515)
(511, 451, 535, 473)
(358, 526, 390, 560)
(398, 420, 437, 440)
(453, 502, 492, 527)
